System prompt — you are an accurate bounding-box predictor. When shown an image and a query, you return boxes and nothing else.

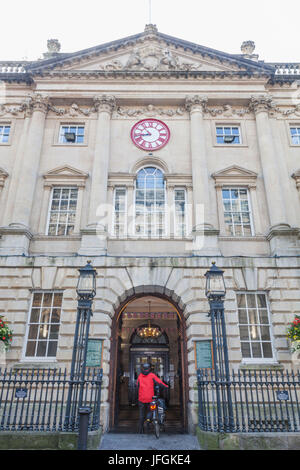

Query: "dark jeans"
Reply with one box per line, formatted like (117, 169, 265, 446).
(138, 401, 150, 432)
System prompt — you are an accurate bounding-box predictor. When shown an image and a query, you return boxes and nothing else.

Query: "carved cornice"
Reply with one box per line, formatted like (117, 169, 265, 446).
(185, 95, 208, 113)
(114, 104, 186, 118)
(268, 103, 300, 118)
(0, 94, 50, 118)
(203, 103, 252, 118)
(48, 102, 94, 117)
(93, 94, 116, 114)
(27, 69, 271, 81)
(0, 103, 27, 117)
(43, 165, 88, 188)
(249, 94, 276, 114)
(27, 93, 50, 115)
(212, 165, 258, 187)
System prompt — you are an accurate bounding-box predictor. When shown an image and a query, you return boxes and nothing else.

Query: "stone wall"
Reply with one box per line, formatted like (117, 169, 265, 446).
(0, 254, 299, 430)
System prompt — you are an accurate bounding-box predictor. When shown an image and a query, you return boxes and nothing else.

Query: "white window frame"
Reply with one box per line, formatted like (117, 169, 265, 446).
(0, 122, 13, 145)
(236, 291, 277, 364)
(222, 187, 254, 237)
(52, 121, 89, 147)
(22, 290, 63, 362)
(174, 187, 187, 238)
(211, 121, 248, 148)
(134, 166, 167, 238)
(289, 124, 300, 146)
(216, 125, 242, 145)
(58, 123, 85, 144)
(112, 186, 127, 238)
(46, 186, 79, 236)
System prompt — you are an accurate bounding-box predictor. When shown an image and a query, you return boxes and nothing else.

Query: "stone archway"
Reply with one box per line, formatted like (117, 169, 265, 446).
(108, 285, 189, 432)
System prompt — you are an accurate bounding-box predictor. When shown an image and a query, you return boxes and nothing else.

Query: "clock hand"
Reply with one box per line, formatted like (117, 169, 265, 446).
(135, 133, 151, 137)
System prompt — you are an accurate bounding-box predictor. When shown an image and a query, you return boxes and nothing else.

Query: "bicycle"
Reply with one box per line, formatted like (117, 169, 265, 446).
(145, 394, 167, 439)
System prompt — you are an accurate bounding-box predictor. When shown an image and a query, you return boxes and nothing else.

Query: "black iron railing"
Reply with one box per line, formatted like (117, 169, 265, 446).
(0, 368, 103, 432)
(197, 368, 300, 433)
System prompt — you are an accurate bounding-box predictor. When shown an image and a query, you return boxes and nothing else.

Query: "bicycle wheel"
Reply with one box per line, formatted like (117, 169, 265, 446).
(154, 421, 160, 439)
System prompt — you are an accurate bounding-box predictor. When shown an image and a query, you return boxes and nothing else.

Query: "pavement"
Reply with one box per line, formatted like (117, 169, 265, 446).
(99, 433, 201, 451)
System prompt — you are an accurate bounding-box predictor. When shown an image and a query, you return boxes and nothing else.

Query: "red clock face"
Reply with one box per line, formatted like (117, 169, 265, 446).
(131, 119, 170, 151)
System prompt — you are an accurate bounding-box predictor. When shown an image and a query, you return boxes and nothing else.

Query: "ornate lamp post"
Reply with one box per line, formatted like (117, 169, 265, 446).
(64, 261, 97, 431)
(205, 262, 234, 432)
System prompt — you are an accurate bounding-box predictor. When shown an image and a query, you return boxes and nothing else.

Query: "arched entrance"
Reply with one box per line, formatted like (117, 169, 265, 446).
(109, 290, 189, 433)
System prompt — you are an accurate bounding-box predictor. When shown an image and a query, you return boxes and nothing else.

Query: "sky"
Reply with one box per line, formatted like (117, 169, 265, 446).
(1, 0, 299, 63)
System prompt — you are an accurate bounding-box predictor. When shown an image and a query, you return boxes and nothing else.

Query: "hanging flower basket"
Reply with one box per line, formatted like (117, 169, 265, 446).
(287, 315, 300, 353)
(0, 316, 13, 351)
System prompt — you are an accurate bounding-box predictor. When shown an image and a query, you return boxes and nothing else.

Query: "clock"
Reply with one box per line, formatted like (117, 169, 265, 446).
(131, 119, 170, 151)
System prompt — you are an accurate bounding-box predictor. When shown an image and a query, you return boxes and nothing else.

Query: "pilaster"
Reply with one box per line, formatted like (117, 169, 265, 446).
(250, 95, 300, 255)
(79, 94, 116, 255)
(0, 93, 49, 255)
(185, 95, 220, 255)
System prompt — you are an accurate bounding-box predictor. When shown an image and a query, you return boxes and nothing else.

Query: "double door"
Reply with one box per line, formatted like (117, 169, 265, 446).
(129, 349, 169, 405)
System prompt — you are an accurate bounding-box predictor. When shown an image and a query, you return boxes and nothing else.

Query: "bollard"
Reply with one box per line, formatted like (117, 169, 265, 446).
(77, 406, 92, 450)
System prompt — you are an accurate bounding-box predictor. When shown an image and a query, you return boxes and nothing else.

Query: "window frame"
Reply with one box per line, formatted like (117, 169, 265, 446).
(45, 186, 79, 236)
(212, 121, 248, 148)
(216, 125, 242, 145)
(134, 166, 167, 238)
(59, 123, 85, 145)
(221, 186, 255, 237)
(112, 186, 128, 238)
(236, 291, 277, 364)
(22, 290, 63, 362)
(174, 187, 187, 238)
(288, 123, 300, 146)
(0, 122, 13, 145)
(52, 121, 89, 147)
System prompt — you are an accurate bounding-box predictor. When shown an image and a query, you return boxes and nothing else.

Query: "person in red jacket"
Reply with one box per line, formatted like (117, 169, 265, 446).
(136, 363, 168, 433)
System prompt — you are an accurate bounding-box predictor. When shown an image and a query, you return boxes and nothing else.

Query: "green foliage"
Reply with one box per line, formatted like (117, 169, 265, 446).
(287, 315, 300, 352)
(0, 316, 13, 351)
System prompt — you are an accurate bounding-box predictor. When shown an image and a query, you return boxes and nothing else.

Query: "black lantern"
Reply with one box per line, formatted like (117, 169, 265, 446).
(204, 263, 234, 432)
(65, 260, 97, 436)
(205, 262, 226, 300)
(76, 261, 97, 299)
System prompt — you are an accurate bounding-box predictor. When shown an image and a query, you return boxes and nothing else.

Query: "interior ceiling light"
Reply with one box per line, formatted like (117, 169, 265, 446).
(137, 301, 162, 338)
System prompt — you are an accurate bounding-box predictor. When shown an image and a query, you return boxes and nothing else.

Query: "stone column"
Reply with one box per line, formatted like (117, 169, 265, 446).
(79, 94, 116, 255)
(38, 185, 52, 234)
(0, 93, 49, 255)
(215, 184, 226, 236)
(166, 183, 175, 238)
(250, 95, 300, 255)
(185, 95, 220, 255)
(0, 169, 8, 224)
(248, 184, 263, 235)
(2, 105, 31, 226)
(126, 184, 135, 239)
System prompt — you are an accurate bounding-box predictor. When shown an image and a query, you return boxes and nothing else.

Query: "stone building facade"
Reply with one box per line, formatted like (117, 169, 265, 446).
(0, 25, 300, 432)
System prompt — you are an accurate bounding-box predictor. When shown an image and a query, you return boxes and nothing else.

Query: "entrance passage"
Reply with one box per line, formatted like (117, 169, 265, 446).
(112, 295, 186, 433)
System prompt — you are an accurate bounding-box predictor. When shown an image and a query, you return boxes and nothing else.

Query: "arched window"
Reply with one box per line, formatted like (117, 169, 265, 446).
(135, 167, 166, 237)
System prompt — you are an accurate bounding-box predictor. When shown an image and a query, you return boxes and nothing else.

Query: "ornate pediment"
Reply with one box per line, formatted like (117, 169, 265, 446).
(27, 27, 271, 76)
(43, 165, 88, 187)
(212, 165, 258, 186)
(60, 41, 245, 73)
